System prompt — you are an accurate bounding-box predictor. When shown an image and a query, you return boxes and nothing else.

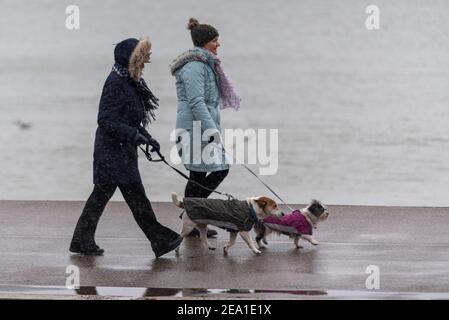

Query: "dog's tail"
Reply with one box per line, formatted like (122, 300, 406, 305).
(171, 192, 183, 208)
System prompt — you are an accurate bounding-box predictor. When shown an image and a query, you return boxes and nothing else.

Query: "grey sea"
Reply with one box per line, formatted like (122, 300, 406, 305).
(1, 0, 449, 206)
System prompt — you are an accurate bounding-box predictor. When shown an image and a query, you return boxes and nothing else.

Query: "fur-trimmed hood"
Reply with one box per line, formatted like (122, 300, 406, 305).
(114, 37, 151, 81)
(128, 38, 151, 81)
(169, 47, 216, 76)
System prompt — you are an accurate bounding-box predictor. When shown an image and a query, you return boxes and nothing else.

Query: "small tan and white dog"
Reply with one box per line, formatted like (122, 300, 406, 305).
(171, 192, 284, 254)
(254, 200, 329, 249)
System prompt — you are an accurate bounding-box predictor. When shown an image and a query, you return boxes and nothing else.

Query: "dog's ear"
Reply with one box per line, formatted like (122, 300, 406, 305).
(254, 196, 269, 208)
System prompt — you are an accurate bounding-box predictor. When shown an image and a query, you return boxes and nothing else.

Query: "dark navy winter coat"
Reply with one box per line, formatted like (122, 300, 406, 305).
(93, 71, 151, 185)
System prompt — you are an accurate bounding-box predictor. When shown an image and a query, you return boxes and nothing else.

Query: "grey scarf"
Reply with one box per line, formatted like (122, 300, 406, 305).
(170, 49, 241, 110)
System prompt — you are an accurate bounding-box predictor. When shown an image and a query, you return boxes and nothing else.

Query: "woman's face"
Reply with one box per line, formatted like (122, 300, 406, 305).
(204, 37, 220, 55)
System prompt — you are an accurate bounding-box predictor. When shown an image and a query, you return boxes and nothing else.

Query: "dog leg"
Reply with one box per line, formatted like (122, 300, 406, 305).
(302, 234, 319, 245)
(256, 238, 267, 249)
(255, 233, 266, 249)
(239, 231, 261, 254)
(179, 215, 195, 237)
(223, 232, 237, 255)
(175, 215, 196, 254)
(255, 225, 268, 249)
(256, 232, 268, 249)
(294, 235, 303, 249)
(198, 224, 216, 251)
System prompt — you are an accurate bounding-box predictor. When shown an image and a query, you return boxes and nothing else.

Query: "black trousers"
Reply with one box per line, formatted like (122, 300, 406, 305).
(71, 183, 179, 251)
(184, 169, 229, 198)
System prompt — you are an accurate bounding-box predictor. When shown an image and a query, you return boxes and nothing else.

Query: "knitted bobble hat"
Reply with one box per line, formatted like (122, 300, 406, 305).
(187, 17, 219, 47)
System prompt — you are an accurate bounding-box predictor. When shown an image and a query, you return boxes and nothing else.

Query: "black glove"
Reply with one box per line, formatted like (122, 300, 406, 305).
(148, 137, 160, 152)
(133, 133, 149, 146)
(208, 132, 221, 144)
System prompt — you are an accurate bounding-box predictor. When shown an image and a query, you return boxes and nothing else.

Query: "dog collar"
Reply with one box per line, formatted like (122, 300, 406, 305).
(248, 204, 259, 222)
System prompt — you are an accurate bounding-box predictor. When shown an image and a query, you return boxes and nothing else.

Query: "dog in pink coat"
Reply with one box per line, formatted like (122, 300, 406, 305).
(254, 200, 329, 249)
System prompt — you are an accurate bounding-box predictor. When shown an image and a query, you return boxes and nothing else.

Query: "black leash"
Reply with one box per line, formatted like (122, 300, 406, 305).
(139, 144, 294, 211)
(139, 145, 235, 200)
(213, 144, 294, 212)
(239, 163, 294, 212)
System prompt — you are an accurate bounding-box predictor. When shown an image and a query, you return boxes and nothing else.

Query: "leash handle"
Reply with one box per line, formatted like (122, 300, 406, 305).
(138, 145, 164, 162)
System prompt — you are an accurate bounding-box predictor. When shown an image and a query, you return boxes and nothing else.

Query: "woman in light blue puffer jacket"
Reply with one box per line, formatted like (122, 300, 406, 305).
(170, 18, 240, 237)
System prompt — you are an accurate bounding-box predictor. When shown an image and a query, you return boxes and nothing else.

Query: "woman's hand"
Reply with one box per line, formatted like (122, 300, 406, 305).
(208, 131, 222, 144)
(148, 137, 160, 152)
(133, 133, 149, 146)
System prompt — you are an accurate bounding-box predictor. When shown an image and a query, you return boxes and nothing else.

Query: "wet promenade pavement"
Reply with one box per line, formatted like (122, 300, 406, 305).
(1, 200, 448, 299)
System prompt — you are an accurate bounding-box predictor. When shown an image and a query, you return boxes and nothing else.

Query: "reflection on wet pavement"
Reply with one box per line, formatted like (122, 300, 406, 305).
(73, 286, 328, 298)
(4, 285, 449, 299)
(0, 284, 328, 299)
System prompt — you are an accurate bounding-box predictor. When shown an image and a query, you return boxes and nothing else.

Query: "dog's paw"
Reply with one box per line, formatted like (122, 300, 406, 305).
(208, 246, 216, 251)
(253, 249, 262, 254)
(257, 242, 267, 249)
(223, 246, 229, 255)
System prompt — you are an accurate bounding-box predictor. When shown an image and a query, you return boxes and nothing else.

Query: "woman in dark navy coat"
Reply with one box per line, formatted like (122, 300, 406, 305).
(70, 38, 182, 258)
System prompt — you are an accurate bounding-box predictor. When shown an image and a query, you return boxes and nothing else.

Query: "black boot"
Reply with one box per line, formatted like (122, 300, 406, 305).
(152, 236, 183, 258)
(69, 241, 104, 256)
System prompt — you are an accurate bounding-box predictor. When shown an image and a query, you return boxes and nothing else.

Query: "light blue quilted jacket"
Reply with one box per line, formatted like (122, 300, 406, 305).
(170, 47, 229, 172)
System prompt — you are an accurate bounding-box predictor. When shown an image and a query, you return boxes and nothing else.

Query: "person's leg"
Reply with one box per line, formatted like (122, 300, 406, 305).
(184, 169, 229, 198)
(119, 183, 181, 255)
(70, 184, 116, 252)
(184, 171, 211, 237)
(184, 171, 207, 197)
(183, 169, 229, 237)
(199, 169, 229, 198)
